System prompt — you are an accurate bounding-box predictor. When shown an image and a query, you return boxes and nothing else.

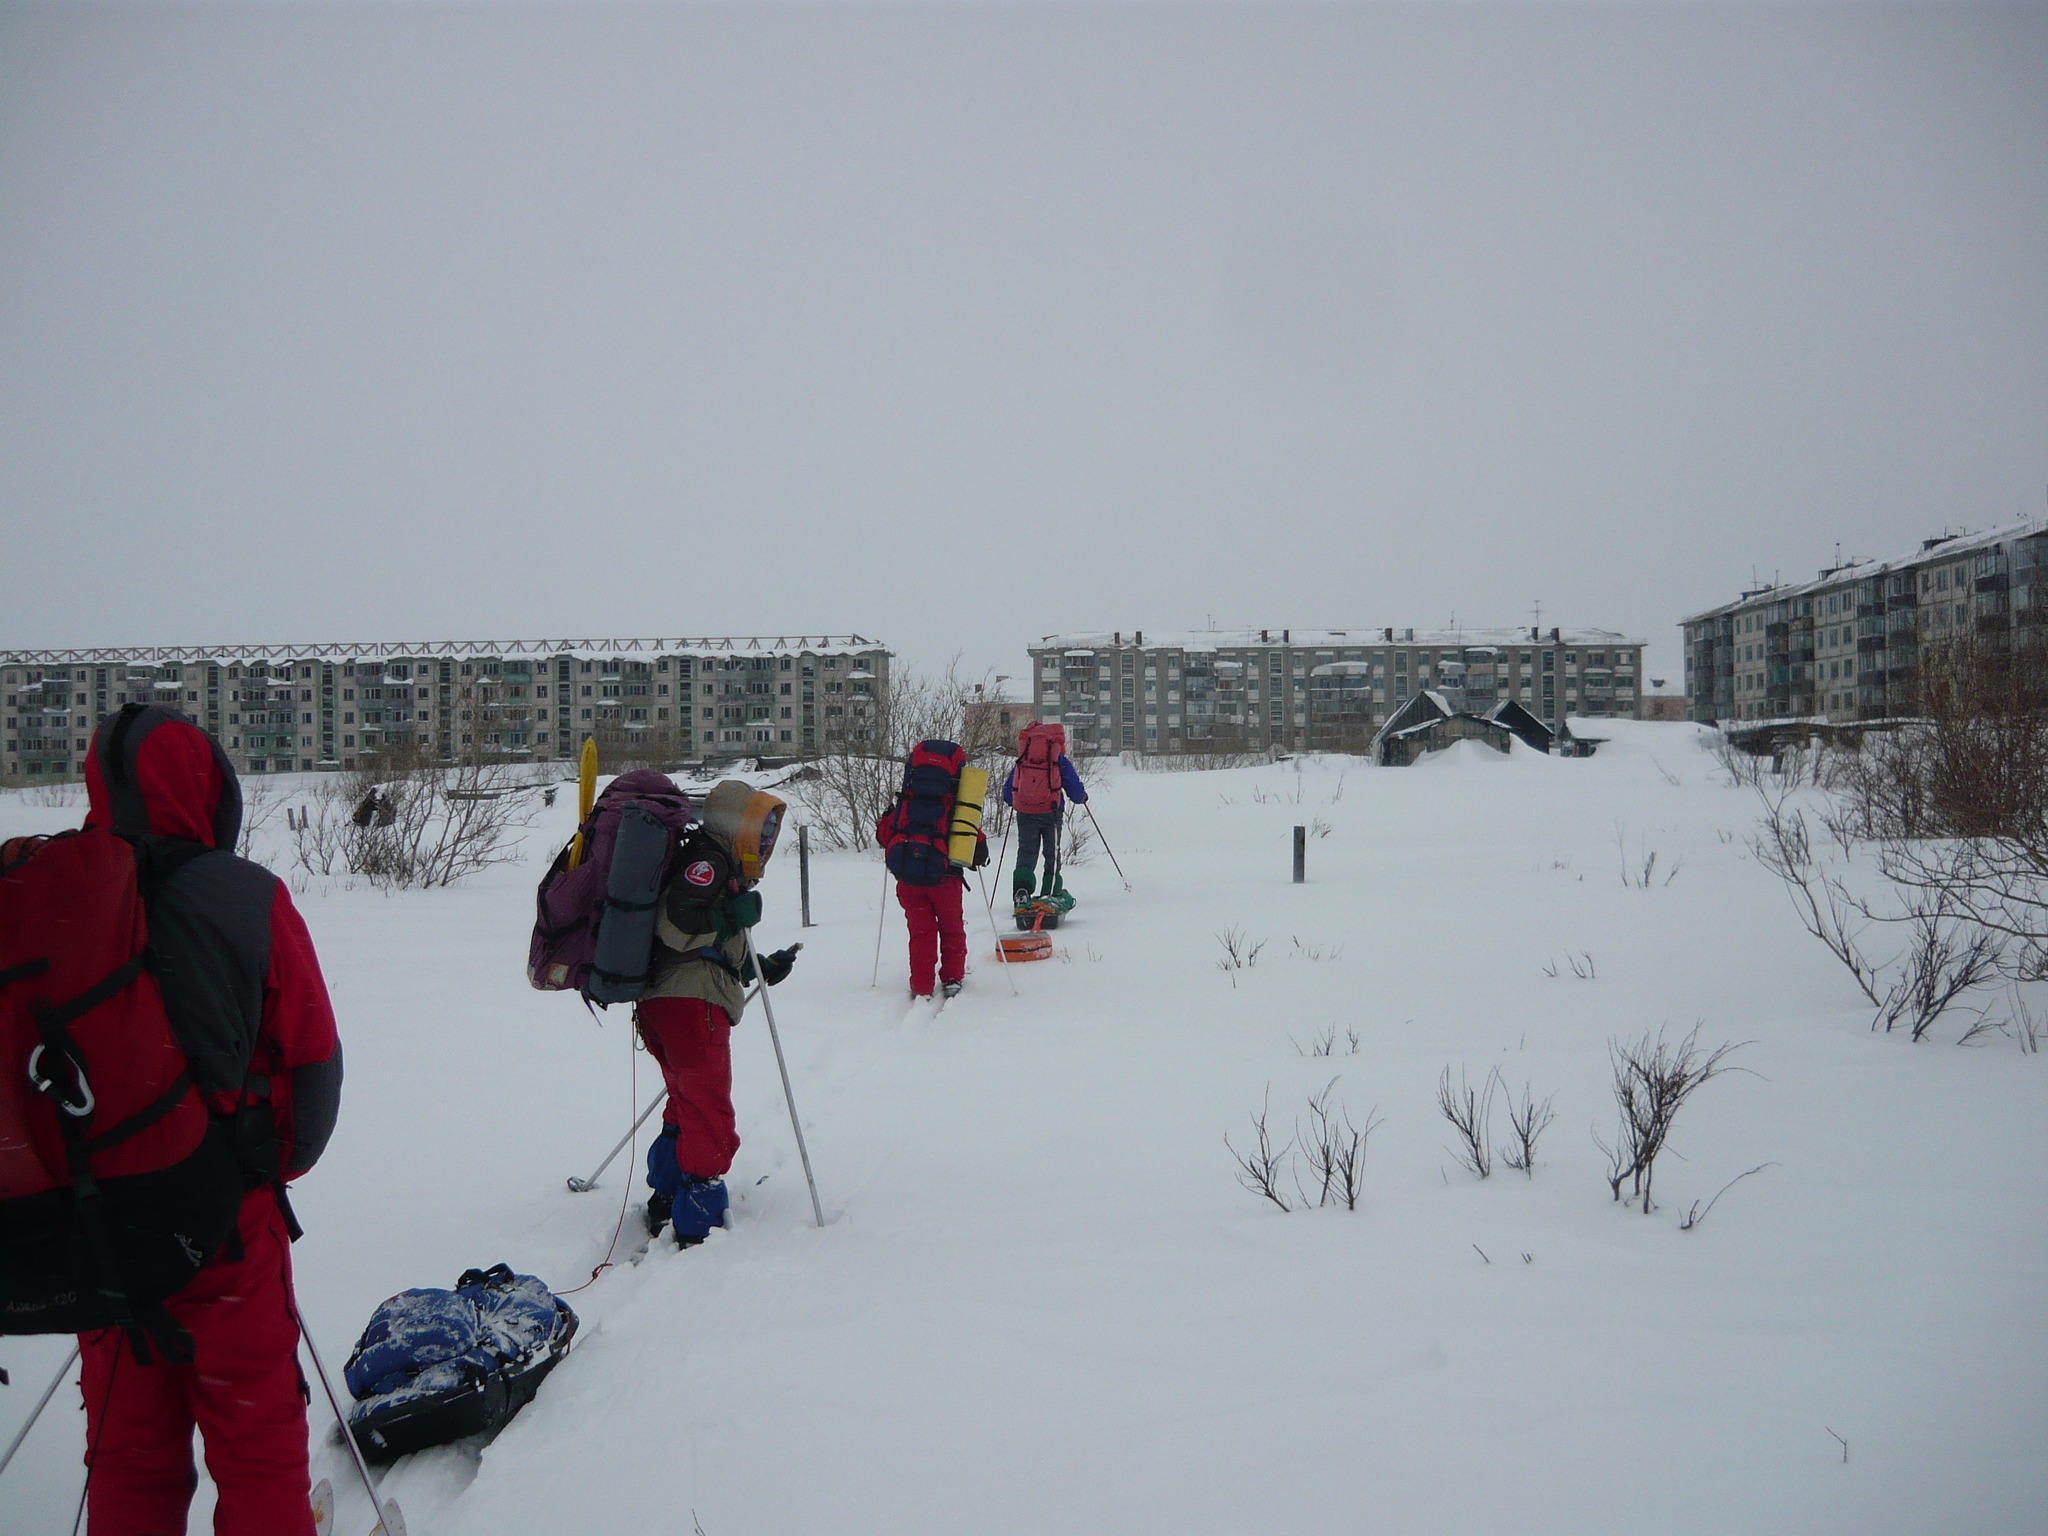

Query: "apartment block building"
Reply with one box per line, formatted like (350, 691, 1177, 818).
(1, 636, 891, 786)
(1026, 628, 1645, 755)
(1681, 522, 2048, 724)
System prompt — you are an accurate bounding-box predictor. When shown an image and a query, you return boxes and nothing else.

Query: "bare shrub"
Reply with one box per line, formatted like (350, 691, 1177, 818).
(1291, 1023, 1360, 1058)
(1615, 824, 1681, 888)
(1710, 732, 1770, 789)
(1437, 1066, 1499, 1179)
(1227, 1083, 1380, 1214)
(1678, 1163, 1776, 1231)
(235, 777, 287, 861)
(1498, 1081, 1556, 1176)
(1597, 1026, 1744, 1214)
(2012, 990, 2044, 1054)
(791, 660, 1015, 851)
(1058, 806, 1097, 869)
(1541, 950, 1596, 980)
(23, 780, 83, 808)
(1224, 1089, 1293, 1212)
(1873, 907, 2004, 1041)
(292, 746, 538, 889)
(1831, 639, 2048, 981)
(1215, 928, 1267, 984)
(1288, 937, 1343, 962)
(1132, 748, 1279, 773)
(1752, 787, 2006, 1040)
(1296, 1080, 1381, 1212)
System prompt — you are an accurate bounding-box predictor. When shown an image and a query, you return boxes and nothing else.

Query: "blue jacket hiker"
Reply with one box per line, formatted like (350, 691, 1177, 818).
(1002, 722, 1086, 902)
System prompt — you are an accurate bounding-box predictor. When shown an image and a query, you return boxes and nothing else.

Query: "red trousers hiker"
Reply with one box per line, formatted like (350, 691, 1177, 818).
(636, 996, 740, 1179)
(895, 878, 966, 996)
(79, 1189, 313, 1536)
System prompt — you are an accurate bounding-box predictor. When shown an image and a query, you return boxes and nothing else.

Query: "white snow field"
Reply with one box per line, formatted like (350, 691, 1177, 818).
(4, 723, 2044, 1535)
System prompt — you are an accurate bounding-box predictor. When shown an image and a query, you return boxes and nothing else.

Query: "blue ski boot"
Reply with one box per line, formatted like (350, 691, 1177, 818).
(671, 1176, 729, 1248)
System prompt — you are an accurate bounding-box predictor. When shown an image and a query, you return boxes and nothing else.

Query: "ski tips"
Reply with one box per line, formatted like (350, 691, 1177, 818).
(373, 1499, 408, 1536)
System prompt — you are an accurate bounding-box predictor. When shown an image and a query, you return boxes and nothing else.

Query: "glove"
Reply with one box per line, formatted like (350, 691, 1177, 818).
(758, 943, 801, 986)
(971, 840, 990, 870)
(711, 889, 763, 942)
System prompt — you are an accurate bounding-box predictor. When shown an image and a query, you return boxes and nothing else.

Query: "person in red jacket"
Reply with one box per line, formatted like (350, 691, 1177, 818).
(76, 705, 342, 1536)
(874, 741, 988, 1000)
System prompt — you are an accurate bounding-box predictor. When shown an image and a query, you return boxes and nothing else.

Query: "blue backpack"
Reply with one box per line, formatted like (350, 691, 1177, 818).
(343, 1264, 577, 1462)
(883, 739, 966, 887)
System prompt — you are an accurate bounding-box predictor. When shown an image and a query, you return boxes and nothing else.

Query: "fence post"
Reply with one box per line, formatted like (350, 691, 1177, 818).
(1293, 824, 1306, 884)
(799, 824, 814, 928)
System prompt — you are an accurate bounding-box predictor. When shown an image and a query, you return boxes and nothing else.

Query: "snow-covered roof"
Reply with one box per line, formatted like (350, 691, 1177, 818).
(1035, 627, 1644, 651)
(0, 636, 889, 667)
(1679, 520, 2047, 627)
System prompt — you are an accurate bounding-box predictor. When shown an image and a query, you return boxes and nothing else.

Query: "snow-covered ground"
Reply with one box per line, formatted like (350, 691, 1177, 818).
(5, 724, 2044, 1535)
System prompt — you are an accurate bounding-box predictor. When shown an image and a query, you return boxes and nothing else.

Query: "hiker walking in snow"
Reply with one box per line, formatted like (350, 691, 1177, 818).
(30, 705, 343, 1536)
(636, 780, 800, 1247)
(875, 740, 988, 1001)
(1003, 722, 1086, 912)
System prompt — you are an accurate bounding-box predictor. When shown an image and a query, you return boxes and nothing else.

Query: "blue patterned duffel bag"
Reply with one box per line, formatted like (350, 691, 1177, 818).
(342, 1263, 577, 1463)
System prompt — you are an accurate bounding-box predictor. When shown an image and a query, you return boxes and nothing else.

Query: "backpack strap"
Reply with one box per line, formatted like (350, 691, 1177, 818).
(25, 974, 195, 1366)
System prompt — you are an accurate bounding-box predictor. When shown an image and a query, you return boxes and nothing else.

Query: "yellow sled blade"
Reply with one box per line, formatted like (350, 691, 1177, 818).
(568, 735, 598, 869)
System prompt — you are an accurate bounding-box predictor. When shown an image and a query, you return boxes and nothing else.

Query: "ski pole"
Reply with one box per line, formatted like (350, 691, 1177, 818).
(985, 821, 1011, 916)
(743, 931, 826, 1228)
(975, 870, 1021, 995)
(1083, 803, 1131, 892)
(869, 861, 889, 989)
(0, 1343, 77, 1482)
(296, 1309, 407, 1536)
(567, 1087, 668, 1193)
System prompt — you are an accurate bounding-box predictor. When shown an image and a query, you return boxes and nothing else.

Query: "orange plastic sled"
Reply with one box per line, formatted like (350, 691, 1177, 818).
(997, 913, 1054, 962)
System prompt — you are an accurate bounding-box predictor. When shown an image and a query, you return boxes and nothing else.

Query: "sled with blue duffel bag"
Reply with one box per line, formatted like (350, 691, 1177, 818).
(342, 1263, 578, 1463)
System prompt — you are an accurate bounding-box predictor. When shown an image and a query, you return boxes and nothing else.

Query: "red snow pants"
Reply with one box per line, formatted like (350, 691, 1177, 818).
(79, 1187, 313, 1536)
(896, 878, 966, 995)
(636, 996, 739, 1179)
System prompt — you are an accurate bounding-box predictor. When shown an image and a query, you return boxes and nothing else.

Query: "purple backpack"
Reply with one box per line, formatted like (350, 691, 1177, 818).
(528, 770, 697, 1002)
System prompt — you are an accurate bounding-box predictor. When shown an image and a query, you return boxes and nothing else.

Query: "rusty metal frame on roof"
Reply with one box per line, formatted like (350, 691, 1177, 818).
(1, 636, 882, 667)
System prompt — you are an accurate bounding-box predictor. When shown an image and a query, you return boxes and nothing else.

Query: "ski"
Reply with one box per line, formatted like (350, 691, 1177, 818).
(312, 1474, 404, 1536)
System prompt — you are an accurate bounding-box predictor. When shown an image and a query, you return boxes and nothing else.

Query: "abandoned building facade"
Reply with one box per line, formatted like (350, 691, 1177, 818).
(1027, 628, 1646, 755)
(1681, 522, 2048, 725)
(0, 636, 892, 786)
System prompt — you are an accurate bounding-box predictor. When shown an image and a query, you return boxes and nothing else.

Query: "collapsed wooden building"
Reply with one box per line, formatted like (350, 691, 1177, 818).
(1371, 691, 1597, 766)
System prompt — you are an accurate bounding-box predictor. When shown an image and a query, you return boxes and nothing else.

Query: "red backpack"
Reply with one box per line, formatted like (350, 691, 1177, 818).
(882, 739, 966, 886)
(1011, 723, 1066, 816)
(0, 827, 245, 1356)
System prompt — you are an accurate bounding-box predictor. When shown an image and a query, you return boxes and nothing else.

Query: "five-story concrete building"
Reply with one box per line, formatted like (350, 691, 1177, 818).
(1026, 627, 1645, 755)
(2, 636, 891, 785)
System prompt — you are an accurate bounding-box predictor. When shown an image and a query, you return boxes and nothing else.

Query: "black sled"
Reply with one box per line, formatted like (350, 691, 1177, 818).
(342, 1264, 577, 1464)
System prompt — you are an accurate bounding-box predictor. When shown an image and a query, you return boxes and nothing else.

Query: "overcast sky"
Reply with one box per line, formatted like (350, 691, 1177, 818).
(3, 2, 2043, 687)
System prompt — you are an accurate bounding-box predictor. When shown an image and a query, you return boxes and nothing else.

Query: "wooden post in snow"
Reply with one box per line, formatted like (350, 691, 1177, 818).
(799, 824, 815, 928)
(1292, 824, 1306, 884)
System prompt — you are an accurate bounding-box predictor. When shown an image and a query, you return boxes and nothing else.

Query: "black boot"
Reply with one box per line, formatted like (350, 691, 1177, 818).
(644, 1192, 672, 1237)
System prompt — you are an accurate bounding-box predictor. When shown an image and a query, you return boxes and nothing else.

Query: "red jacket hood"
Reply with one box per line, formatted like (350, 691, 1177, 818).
(86, 705, 243, 848)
